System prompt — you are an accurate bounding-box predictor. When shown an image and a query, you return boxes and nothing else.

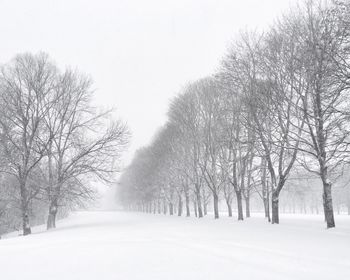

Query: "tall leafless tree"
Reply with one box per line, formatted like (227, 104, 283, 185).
(0, 53, 58, 235)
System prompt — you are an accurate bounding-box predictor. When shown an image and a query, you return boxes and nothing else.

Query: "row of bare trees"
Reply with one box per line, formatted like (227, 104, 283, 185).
(118, 1, 350, 228)
(0, 53, 129, 236)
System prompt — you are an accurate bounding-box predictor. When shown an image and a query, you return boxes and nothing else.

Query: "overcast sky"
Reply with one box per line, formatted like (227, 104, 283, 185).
(0, 0, 299, 164)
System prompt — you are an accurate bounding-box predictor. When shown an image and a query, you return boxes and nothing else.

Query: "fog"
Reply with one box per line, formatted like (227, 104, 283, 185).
(0, 0, 298, 162)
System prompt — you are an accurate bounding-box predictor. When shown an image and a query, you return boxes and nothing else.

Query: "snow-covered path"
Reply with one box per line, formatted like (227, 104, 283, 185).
(1, 211, 350, 280)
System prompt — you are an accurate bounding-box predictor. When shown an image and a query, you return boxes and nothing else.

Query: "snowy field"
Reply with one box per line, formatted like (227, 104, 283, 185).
(1, 211, 350, 280)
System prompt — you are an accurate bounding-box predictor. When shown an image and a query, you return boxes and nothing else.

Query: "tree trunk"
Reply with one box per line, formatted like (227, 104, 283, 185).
(265, 198, 271, 222)
(263, 198, 269, 218)
(47, 139, 56, 230)
(20, 181, 31, 235)
(245, 195, 250, 218)
(169, 203, 174, 215)
(235, 190, 244, 221)
(22, 212, 31, 235)
(184, 181, 191, 217)
(226, 199, 232, 217)
(185, 192, 190, 217)
(213, 192, 219, 219)
(261, 157, 270, 222)
(322, 180, 335, 228)
(174, 202, 177, 214)
(157, 199, 161, 214)
(194, 200, 198, 217)
(177, 195, 183, 216)
(195, 189, 203, 218)
(271, 191, 279, 224)
(163, 199, 167, 215)
(203, 201, 208, 216)
(202, 187, 208, 216)
(47, 199, 58, 230)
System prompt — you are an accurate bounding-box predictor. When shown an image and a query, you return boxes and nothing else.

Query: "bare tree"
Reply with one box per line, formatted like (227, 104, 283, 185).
(117, 0, 350, 231)
(195, 78, 226, 219)
(168, 86, 205, 218)
(44, 69, 129, 229)
(0, 53, 57, 235)
(292, 1, 350, 228)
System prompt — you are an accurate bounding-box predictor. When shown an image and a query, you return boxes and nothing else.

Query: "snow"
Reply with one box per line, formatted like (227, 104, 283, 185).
(1, 211, 350, 280)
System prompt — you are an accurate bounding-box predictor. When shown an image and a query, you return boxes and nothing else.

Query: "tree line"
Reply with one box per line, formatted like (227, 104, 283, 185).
(0, 53, 129, 236)
(118, 0, 350, 228)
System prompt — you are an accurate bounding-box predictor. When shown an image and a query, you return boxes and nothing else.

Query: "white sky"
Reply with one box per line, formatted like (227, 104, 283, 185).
(0, 0, 299, 164)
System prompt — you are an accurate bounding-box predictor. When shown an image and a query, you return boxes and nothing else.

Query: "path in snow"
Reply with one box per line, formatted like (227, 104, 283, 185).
(1, 211, 350, 280)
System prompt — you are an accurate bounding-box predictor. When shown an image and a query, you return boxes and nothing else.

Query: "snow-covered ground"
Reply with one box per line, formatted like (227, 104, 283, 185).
(1, 211, 350, 280)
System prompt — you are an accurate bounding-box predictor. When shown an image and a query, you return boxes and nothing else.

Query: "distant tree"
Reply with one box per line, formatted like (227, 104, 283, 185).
(117, 0, 350, 230)
(168, 87, 205, 218)
(195, 78, 226, 219)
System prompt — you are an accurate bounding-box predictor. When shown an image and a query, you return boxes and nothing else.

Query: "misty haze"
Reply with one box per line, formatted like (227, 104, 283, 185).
(1, 0, 350, 279)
